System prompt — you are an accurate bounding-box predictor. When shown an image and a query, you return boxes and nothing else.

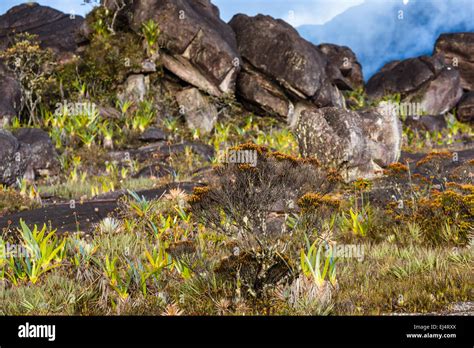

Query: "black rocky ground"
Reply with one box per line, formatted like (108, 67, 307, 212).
(0, 182, 200, 233)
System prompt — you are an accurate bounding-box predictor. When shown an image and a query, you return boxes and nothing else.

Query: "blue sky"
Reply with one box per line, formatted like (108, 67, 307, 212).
(213, 0, 365, 26)
(0, 0, 365, 25)
(0, 0, 98, 15)
(0, 0, 98, 16)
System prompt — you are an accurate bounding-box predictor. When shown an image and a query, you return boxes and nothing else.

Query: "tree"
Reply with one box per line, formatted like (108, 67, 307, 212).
(97, 0, 132, 34)
(0, 33, 54, 124)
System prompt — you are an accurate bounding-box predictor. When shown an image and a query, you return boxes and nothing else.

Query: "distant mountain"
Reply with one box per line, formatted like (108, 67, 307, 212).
(298, 0, 474, 80)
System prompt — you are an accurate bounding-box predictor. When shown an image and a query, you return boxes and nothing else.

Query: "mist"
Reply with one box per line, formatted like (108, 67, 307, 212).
(298, 0, 474, 79)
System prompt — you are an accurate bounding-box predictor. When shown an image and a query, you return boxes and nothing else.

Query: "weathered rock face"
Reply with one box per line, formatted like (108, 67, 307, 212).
(0, 128, 59, 185)
(313, 78, 346, 109)
(123, 0, 240, 97)
(120, 74, 149, 103)
(294, 105, 401, 181)
(0, 69, 21, 127)
(0, 3, 84, 55)
(367, 58, 434, 99)
(230, 14, 327, 98)
(236, 69, 293, 119)
(318, 43, 364, 88)
(457, 92, 474, 124)
(0, 129, 29, 186)
(175, 87, 218, 134)
(229, 14, 346, 121)
(434, 33, 474, 91)
(419, 68, 464, 116)
(295, 106, 367, 174)
(139, 127, 167, 142)
(358, 106, 402, 168)
(405, 115, 447, 133)
(366, 55, 463, 116)
(13, 128, 60, 176)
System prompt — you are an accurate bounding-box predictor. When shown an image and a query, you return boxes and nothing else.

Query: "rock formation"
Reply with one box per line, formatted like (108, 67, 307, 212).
(457, 92, 474, 124)
(229, 14, 349, 122)
(109, 0, 241, 97)
(366, 56, 463, 116)
(0, 3, 84, 55)
(175, 87, 218, 134)
(0, 128, 59, 185)
(295, 105, 401, 181)
(434, 32, 474, 91)
(317, 43, 364, 88)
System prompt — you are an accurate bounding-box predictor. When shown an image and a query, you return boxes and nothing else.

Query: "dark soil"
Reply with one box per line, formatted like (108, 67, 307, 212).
(0, 182, 200, 233)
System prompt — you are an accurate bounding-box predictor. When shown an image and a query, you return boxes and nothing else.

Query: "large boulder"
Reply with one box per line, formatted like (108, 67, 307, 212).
(457, 92, 474, 124)
(122, 0, 240, 97)
(294, 105, 401, 181)
(236, 68, 293, 119)
(367, 57, 438, 98)
(318, 43, 364, 88)
(175, 87, 218, 134)
(358, 106, 402, 168)
(366, 55, 463, 116)
(0, 128, 59, 185)
(404, 115, 448, 133)
(434, 33, 474, 91)
(13, 128, 60, 177)
(0, 129, 30, 186)
(119, 74, 149, 103)
(229, 14, 347, 121)
(230, 14, 327, 99)
(0, 3, 84, 56)
(418, 68, 464, 116)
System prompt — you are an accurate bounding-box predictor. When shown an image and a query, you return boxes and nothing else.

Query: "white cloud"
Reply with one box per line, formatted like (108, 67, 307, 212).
(213, 0, 366, 26)
(37, 0, 97, 16)
(284, 0, 366, 26)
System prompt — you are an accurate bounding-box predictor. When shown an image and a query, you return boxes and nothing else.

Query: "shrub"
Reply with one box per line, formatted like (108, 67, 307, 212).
(0, 186, 40, 217)
(189, 143, 341, 298)
(54, 8, 146, 102)
(77, 32, 145, 101)
(0, 33, 55, 124)
(189, 143, 337, 243)
(386, 187, 473, 246)
(416, 190, 473, 246)
(415, 151, 454, 181)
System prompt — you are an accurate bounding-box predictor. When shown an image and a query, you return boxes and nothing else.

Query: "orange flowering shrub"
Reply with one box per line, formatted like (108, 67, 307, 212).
(297, 193, 342, 212)
(416, 151, 452, 167)
(383, 162, 409, 176)
(353, 178, 372, 191)
(188, 186, 211, 204)
(386, 188, 473, 246)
